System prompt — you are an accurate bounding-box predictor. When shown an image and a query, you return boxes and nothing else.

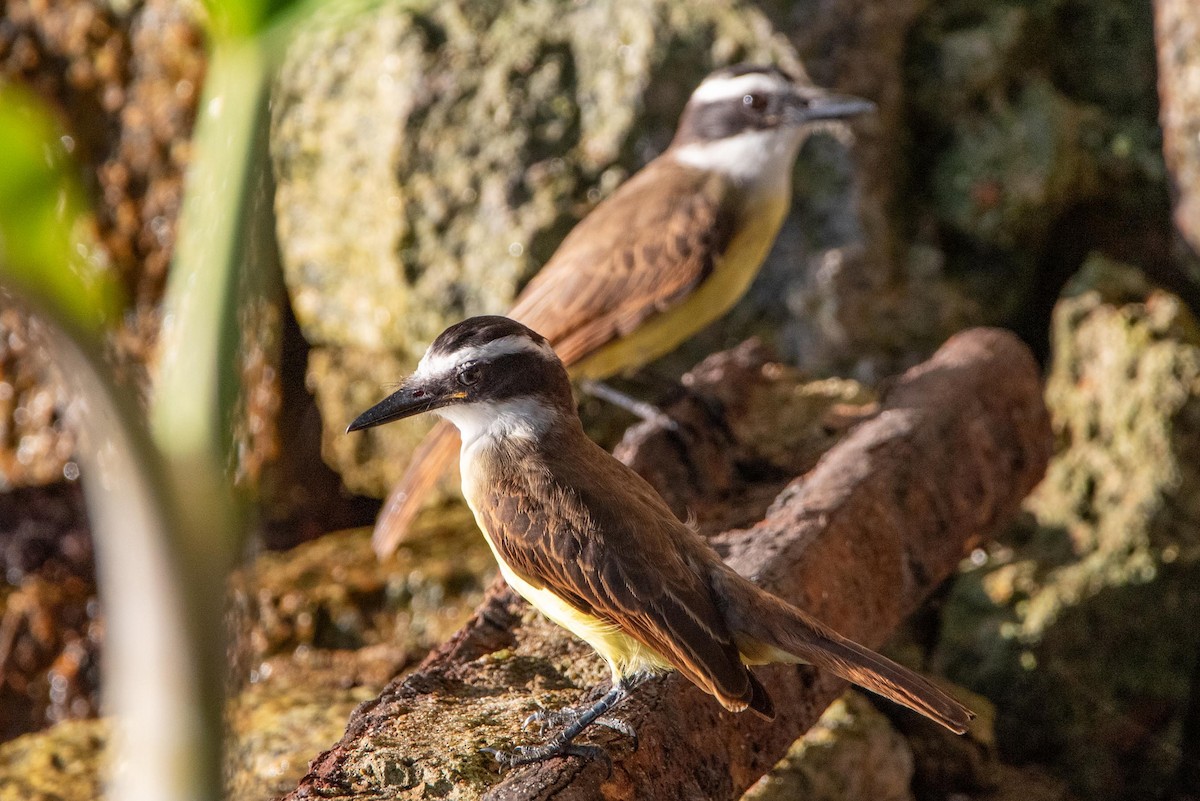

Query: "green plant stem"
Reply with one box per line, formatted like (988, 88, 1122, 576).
(148, 37, 274, 801)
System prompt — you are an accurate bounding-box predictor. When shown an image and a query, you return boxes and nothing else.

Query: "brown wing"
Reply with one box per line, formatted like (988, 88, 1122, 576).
(477, 436, 768, 715)
(509, 158, 738, 366)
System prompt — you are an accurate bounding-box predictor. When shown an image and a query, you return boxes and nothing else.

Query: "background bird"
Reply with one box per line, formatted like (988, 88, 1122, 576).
(370, 63, 874, 557)
(349, 315, 973, 765)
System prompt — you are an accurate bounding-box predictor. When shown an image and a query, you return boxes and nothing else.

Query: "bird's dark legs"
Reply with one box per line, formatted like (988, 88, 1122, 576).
(485, 673, 650, 767)
(579, 379, 679, 431)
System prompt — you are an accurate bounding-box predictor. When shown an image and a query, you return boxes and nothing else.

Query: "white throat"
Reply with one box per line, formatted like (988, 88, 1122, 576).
(436, 397, 555, 452)
(671, 127, 805, 197)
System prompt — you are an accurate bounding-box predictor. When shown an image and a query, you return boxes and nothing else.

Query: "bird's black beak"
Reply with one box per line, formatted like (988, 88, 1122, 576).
(785, 91, 875, 124)
(346, 379, 465, 432)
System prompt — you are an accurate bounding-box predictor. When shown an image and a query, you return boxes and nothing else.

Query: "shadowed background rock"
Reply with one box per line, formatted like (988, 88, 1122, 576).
(940, 258, 1200, 798)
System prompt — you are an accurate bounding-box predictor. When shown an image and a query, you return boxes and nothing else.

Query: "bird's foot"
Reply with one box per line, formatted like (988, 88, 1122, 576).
(521, 705, 637, 742)
(482, 741, 609, 769)
(579, 379, 679, 432)
(485, 681, 643, 769)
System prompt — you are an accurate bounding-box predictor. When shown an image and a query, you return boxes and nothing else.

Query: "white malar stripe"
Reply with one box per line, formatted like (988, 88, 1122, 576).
(416, 333, 556, 379)
(438, 396, 555, 449)
(671, 127, 805, 190)
(689, 72, 789, 104)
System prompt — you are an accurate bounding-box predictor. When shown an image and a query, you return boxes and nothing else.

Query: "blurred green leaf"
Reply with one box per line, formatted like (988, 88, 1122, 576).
(201, 0, 312, 40)
(0, 83, 122, 334)
(0, 84, 223, 801)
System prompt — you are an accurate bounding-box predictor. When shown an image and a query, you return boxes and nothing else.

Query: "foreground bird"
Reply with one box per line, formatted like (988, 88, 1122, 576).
(349, 316, 973, 765)
(371, 64, 875, 556)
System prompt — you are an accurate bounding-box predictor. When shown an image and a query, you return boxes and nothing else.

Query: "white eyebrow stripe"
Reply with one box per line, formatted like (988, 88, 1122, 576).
(689, 73, 788, 104)
(671, 127, 804, 187)
(416, 334, 556, 378)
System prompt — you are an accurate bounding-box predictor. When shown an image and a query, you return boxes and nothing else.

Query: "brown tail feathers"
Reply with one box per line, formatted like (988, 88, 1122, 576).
(714, 567, 974, 734)
(371, 420, 461, 558)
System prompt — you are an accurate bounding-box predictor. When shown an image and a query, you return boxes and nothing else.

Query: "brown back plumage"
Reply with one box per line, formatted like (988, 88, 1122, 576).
(509, 162, 736, 364)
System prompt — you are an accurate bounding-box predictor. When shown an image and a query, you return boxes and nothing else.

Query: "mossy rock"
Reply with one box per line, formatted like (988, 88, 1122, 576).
(0, 718, 106, 801)
(940, 258, 1200, 797)
(230, 511, 490, 667)
(904, 0, 1172, 337)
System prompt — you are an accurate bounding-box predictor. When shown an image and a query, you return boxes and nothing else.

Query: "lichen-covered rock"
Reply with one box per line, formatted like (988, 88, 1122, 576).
(904, 0, 1174, 346)
(939, 258, 1200, 797)
(225, 647, 407, 801)
(769, 0, 986, 379)
(230, 512, 490, 669)
(742, 692, 916, 801)
(225, 514, 492, 799)
(271, 0, 821, 496)
(0, 718, 106, 801)
(1155, 0, 1200, 255)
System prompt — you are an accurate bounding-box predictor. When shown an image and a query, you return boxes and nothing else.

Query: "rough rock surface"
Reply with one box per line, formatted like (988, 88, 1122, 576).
(901, 0, 1180, 357)
(0, 718, 106, 801)
(224, 646, 410, 801)
(0, 483, 100, 743)
(940, 260, 1200, 798)
(742, 691, 916, 801)
(223, 516, 492, 799)
(229, 514, 490, 672)
(612, 337, 876, 532)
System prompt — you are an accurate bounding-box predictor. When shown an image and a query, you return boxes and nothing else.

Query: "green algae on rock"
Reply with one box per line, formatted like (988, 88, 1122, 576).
(0, 718, 107, 801)
(939, 258, 1200, 798)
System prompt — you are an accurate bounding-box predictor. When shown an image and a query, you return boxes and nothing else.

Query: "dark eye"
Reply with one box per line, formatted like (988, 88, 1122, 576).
(457, 364, 481, 386)
(743, 93, 768, 111)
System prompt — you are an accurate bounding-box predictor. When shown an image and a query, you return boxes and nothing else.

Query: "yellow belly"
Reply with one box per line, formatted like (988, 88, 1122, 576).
(568, 194, 789, 381)
(493, 555, 673, 682)
(462, 486, 672, 681)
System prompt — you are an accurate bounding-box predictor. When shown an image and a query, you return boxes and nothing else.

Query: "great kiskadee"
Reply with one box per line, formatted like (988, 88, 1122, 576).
(369, 64, 875, 557)
(349, 316, 973, 765)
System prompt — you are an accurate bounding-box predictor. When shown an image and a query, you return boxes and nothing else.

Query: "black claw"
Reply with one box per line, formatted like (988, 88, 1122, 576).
(595, 716, 638, 748)
(480, 747, 513, 769)
(521, 708, 548, 733)
(519, 706, 637, 743)
(482, 742, 608, 769)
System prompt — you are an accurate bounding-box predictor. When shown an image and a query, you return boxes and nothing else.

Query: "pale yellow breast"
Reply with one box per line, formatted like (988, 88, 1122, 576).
(460, 457, 673, 681)
(569, 193, 790, 380)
